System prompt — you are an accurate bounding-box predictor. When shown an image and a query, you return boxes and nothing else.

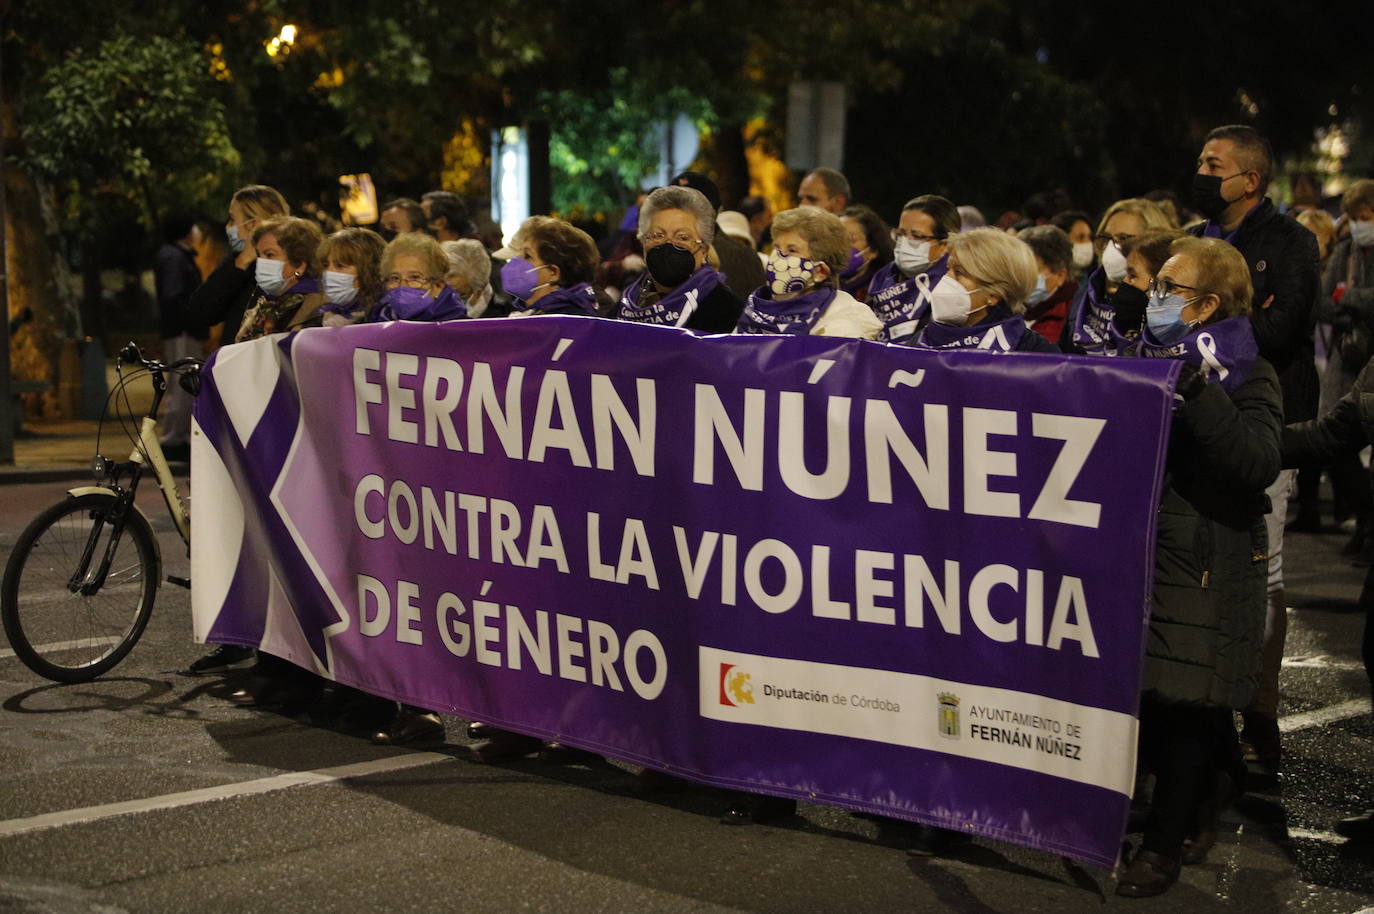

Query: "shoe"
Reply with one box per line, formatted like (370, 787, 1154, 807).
(187, 644, 254, 674)
(227, 677, 290, 710)
(1115, 850, 1181, 897)
(466, 721, 493, 740)
(1335, 810, 1374, 843)
(372, 709, 444, 745)
(539, 742, 601, 765)
(471, 730, 543, 763)
(1183, 771, 1236, 864)
(1241, 711, 1282, 775)
(719, 794, 796, 826)
(906, 824, 957, 857)
(1342, 528, 1367, 556)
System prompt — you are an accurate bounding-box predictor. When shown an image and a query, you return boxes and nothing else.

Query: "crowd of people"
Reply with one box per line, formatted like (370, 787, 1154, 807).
(157, 122, 1374, 896)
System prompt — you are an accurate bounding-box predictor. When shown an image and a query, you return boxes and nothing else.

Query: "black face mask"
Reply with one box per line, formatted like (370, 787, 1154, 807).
(1191, 172, 1243, 222)
(1109, 281, 1149, 336)
(377, 226, 398, 244)
(645, 243, 697, 288)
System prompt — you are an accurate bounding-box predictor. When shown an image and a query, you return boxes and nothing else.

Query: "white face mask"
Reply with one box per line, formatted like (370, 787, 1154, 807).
(323, 270, 359, 305)
(929, 273, 978, 326)
(894, 236, 933, 275)
(1071, 241, 1094, 269)
(255, 257, 289, 296)
(1101, 241, 1128, 282)
(1352, 220, 1374, 249)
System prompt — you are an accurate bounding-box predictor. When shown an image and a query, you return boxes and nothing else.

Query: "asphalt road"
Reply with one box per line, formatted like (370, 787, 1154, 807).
(1, 477, 1372, 914)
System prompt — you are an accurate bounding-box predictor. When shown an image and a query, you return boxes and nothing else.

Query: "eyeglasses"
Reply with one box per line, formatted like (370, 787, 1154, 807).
(641, 230, 703, 249)
(1095, 232, 1137, 246)
(892, 229, 942, 243)
(385, 273, 439, 288)
(1149, 278, 1203, 298)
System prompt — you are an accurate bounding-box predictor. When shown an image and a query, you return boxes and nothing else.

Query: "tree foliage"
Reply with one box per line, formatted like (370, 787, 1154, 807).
(20, 31, 240, 229)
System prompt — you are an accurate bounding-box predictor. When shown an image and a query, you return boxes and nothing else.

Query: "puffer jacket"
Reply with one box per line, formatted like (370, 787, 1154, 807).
(1143, 357, 1282, 707)
(1283, 354, 1374, 467)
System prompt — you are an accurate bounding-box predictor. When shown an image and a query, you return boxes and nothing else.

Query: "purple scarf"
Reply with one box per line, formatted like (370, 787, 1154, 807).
(369, 284, 467, 323)
(1068, 267, 1133, 356)
(1133, 315, 1257, 394)
(618, 266, 724, 327)
(914, 305, 1031, 352)
(735, 284, 836, 335)
(865, 255, 948, 342)
(519, 282, 600, 317)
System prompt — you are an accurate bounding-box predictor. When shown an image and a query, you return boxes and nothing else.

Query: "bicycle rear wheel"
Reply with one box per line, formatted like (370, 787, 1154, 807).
(2, 493, 160, 682)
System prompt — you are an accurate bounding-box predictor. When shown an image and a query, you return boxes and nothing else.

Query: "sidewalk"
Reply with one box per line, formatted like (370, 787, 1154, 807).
(1, 419, 107, 485)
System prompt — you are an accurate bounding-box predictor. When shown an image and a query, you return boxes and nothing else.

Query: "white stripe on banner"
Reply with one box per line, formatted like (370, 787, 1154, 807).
(699, 647, 1137, 796)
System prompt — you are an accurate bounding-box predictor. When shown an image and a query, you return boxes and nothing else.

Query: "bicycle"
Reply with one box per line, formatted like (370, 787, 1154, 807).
(1, 341, 202, 682)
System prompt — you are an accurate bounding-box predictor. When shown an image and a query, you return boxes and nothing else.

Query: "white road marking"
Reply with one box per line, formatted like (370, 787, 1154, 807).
(1279, 699, 1370, 734)
(1283, 655, 1365, 672)
(1286, 827, 1348, 845)
(0, 636, 122, 660)
(0, 751, 452, 839)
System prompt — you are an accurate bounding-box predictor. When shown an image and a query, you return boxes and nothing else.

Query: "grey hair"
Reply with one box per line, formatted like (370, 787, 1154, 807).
(947, 228, 1038, 313)
(638, 185, 715, 244)
(441, 239, 491, 291)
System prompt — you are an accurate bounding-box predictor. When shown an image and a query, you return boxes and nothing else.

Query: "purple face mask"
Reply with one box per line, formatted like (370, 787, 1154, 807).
(500, 256, 546, 302)
(841, 247, 865, 278)
(380, 285, 434, 319)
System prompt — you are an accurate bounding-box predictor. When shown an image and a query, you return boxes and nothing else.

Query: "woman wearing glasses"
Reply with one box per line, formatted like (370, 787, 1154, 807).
(1116, 236, 1281, 896)
(864, 194, 961, 342)
(1062, 198, 1173, 354)
(368, 232, 467, 322)
(617, 185, 742, 332)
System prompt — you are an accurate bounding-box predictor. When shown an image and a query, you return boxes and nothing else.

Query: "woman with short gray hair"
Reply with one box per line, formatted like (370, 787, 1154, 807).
(617, 185, 742, 332)
(911, 228, 1058, 352)
(442, 239, 505, 318)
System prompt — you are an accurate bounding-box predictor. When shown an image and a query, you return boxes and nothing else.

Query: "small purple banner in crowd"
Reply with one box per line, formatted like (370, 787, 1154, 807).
(191, 317, 1180, 868)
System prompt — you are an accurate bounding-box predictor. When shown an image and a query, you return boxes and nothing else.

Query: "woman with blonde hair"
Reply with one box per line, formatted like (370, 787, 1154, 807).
(735, 206, 882, 339)
(911, 228, 1058, 352)
(1064, 197, 1173, 353)
(188, 184, 291, 346)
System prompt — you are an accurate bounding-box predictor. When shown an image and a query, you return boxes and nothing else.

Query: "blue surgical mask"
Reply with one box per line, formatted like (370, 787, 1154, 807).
(255, 257, 289, 296)
(227, 224, 245, 254)
(1026, 274, 1049, 307)
(1144, 287, 1197, 345)
(323, 270, 359, 306)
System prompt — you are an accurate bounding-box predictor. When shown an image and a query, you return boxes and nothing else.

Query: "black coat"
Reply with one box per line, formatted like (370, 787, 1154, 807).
(1188, 198, 1321, 423)
(1282, 355, 1374, 467)
(1145, 358, 1282, 707)
(713, 229, 766, 302)
(189, 256, 256, 343)
(685, 282, 745, 333)
(154, 242, 206, 340)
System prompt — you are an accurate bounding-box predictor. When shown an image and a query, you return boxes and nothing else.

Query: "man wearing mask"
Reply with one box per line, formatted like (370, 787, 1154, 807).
(1189, 124, 1321, 780)
(378, 198, 426, 243)
(866, 194, 960, 342)
(798, 167, 850, 215)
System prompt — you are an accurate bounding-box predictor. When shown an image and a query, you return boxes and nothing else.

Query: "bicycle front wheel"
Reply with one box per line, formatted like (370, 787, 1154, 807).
(2, 493, 160, 682)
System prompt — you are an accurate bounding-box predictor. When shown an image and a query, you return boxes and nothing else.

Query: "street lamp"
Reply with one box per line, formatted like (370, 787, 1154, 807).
(265, 24, 298, 59)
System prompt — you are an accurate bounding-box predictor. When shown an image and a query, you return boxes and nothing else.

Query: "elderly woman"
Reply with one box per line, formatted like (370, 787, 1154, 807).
(235, 217, 325, 341)
(911, 228, 1058, 352)
(735, 206, 882, 339)
(1016, 225, 1078, 343)
(1116, 236, 1281, 897)
(369, 232, 466, 322)
(866, 194, 960, 342)
(1064, 198, 1174, 354)
(500, 216, 605, 316)
(318, 228, 386, 326)
(838, 205, 894, 304)
(617, 185, 742, 332)
(442, 239, 505, 319)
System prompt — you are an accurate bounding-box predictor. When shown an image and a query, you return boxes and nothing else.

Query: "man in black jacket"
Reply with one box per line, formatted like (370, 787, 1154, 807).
(1189, 124, 1321, 774)
(671, 171, 766, 301)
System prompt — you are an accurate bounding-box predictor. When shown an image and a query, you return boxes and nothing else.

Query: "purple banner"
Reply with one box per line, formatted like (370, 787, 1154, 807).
(191, 317, 1180, 868)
